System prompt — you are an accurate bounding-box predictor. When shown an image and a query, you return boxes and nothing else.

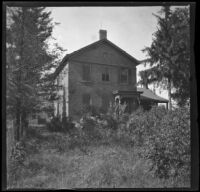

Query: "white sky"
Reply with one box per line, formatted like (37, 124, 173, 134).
(46, 6, 186, 101)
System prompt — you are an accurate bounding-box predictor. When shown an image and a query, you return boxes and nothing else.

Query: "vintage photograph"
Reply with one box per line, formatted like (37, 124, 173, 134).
(5, 2, 192, 189)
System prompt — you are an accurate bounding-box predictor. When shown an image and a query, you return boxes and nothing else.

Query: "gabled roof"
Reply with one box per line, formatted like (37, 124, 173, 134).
(53, 39, 141, 79)
(137, 87, 168, 103)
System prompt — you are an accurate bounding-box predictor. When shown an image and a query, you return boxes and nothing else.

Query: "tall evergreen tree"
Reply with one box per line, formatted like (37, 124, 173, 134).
(6, 7, 63, 140)
(142, 6, 190, 109)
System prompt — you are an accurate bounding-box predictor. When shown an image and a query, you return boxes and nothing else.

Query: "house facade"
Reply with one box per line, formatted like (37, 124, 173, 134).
(53, 30, 144, 119)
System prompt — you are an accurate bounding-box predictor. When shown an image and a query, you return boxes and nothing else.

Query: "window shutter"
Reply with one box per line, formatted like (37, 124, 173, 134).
(82, 65, 86, 80)
(128, 68, 132, 84)
(132, 68, 136, 86)
(118, 67, 121, 83)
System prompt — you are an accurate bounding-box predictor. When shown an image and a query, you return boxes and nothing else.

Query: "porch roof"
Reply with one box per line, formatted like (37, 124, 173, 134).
(112, 90, 143, 96)
(137, 87, 168, 103)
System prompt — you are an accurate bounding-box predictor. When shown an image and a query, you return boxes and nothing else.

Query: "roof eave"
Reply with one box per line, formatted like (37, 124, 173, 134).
(140, 96, 168, 103)
(53, 54, 69, 80)
(53, 38, 141, 79)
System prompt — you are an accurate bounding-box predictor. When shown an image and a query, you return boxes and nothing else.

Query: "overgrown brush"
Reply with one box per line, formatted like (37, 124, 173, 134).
(7, 141, 27, 188)
(142, 107, 190, 179)
(124, 106, 190, 180)
(46, 116, 74, 133)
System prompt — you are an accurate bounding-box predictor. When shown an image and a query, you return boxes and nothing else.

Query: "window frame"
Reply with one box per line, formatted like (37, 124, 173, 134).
(120, 67, 129, 84)
(82, 63, 91, 81)
(102, 67, 110, 82)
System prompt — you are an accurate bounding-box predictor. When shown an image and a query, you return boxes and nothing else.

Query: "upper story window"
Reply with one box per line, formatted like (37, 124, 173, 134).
(82, 64, 91, 81)
(120, 68, 129, 83)
(102, 68, 109, 82)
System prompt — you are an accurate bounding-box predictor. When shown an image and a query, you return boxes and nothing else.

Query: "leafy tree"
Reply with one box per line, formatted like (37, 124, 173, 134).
(142, 6, 190, 109)
(6, 7, 64, 141)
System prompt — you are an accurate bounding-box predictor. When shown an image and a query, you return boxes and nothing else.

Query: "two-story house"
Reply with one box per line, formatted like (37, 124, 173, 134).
(53, 30, 168, 119)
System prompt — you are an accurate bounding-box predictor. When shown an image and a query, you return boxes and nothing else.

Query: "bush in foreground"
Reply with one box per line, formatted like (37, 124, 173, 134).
(143, 107, 190, 179)
(125, 106, 190, 180)
(46, 116, 74, 133)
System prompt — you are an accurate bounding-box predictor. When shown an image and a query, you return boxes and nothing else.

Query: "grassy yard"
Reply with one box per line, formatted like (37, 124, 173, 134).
(7, 124, 190, 189)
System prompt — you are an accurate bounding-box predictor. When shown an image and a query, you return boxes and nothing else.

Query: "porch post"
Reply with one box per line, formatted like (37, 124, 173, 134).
(166, 102, 168, 110)
(115, 95, 121, 120)
(137, 94, 141, 107)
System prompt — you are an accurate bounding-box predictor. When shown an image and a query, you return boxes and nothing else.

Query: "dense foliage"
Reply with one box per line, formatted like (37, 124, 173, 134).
(124, 106, 190, 179)
(8, 105, 190, 188)
(142, 107, 190, 179)
(6, 7, 63, 141)
(46, 116, 74, 133)
(141, 6, 190, 108)
(47, 104, 190, 180)
(74, 105, 190, 179)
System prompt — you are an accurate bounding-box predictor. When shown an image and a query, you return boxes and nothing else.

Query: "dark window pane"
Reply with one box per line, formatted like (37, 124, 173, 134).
(82, 64, 90, 81)
(120, 68, 128, 83)
(102, 68, 109, 81)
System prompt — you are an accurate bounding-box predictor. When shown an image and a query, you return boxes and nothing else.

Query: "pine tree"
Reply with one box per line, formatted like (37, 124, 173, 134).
(6, 7, 63, 140)
(142, 6, 190, 109)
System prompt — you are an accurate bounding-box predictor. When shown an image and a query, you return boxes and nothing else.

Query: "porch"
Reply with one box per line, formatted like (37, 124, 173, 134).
(137, 88, 169, 110)
(112, 88, 168, 113)
(112, 90, 143, 113)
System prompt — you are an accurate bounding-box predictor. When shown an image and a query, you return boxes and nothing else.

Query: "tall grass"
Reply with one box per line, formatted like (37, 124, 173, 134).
(7, 106, 190, 189)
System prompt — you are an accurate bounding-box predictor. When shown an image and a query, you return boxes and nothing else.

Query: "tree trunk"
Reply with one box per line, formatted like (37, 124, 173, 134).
(168, 78, 172, 110)
(21, 111, 28, 138)
(15, 95, 22, 141)
(15, 107, 20, 141)
(14, 8, 25, 142)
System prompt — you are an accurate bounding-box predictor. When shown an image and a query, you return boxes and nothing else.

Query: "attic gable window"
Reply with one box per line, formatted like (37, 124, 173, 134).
(120, 68, 129, 83)
(102, 68, 109, 82)
(82, 64, 91, 81)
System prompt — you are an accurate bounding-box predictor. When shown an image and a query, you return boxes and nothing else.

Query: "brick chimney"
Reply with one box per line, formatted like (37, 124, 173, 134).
(99, 29, 107, 40)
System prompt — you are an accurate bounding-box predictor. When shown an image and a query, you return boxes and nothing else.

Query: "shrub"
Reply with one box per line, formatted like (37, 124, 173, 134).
(8, 141, 27, 186)
(80, 105, 100, 117)
(107, 102, 127, 122)
(38, 117, 46, 124)
(141, 107, 190, 179)
(46, 117, 62, 132)
(46, 116, 74, 133)
(123, 106, 190, 179)
(10, 141, 27, 165)
(100, 114, 118, 130)
(81, 115, 102, 141)
(61, 116, 75, 132)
